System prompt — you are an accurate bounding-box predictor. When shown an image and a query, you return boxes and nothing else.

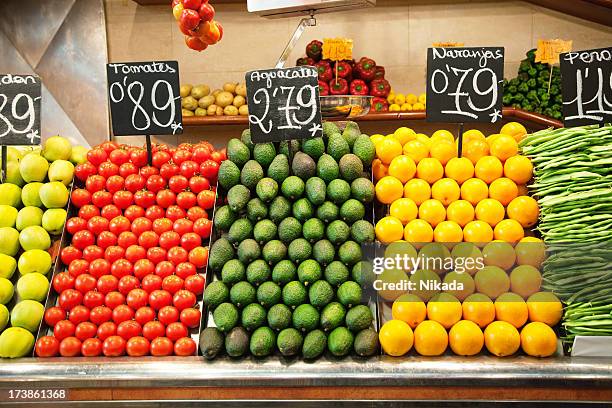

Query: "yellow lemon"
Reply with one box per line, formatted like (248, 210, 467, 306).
(503, 155, 533, 184)
(376, 176, 404, 204)
(387, 93, 396, 104)
(379, 319, 414, 356)
(418, 199, 446, 227)
(416, 158, 444, 184)
(388, 155, 417, 183)
(370, 134, 385, 147)
(463, 139, 490, 165)
(431, 178, 460, 206)
(507, 196, 539, 228)
(427, 293, 462, 329)
(500, 122, 527, 143)
(418, 93, 426, 104)
(446, 200, 475, 227)
(510, 265, 542, 299)
(432, 129, 455, 144)
(520, 322, 558, 357)
(482, 241, 516, 270)
(375, 216, 405, 244)
(400, 103, 413, 112)
(475, 156, 503, 184)
(430, 143, 457, 166)
(449, 320, 484, 356)
(372, 158, 388, 181)
(406, 93, 418, 104)
(404, 219, 434, 245)
(404, 178, 431, 205)
(490, 135, 518, 162)
(527, 292, 562, 326)
(463, 220, 494, 245)
(462, 293, 496, 328)
(413, 102, 425, 111)
(475, 198, 505, 227)
(390, 198, 418, 225)
(414, 320, 448, 356)
(445, 157, 474, 185)
(451, 242, 484, 276)
(392, 294, 427, 329)
(395, 93, 406, 105)
(403, 140, 429, 163)
(393, 127, 417, 145)
(389, 103, 401, 112)
(494, 292, 528, 328)
(460, 178, 489, 206)
(474, 266, 510, 300)
(488, 177, 518, 206)
(376, 137, 403, 164)
(434, 220, 464, 244)
(493, 219, 525, 243)
(484, 321, 520, 356)
(515, 237, 546, 268)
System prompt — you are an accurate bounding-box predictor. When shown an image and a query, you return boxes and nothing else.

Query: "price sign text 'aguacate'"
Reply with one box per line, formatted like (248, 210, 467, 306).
(0, 74, 41, 145)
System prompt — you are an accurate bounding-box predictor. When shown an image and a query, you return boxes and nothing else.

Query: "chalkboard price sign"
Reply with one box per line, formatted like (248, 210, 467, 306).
(0, 74, 41, 146)
(560, 47, 612, 127)
(245, 66, 323, 143)
(106, 61, 182, 136)
(426, 47, 505, 123)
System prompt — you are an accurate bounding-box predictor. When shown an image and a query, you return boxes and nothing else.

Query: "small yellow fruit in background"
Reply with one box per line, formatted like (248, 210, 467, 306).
(392, 294, 426, 329)
(500, 121, 527, 143)
(375, 216, 404, 244)
(418, 93, 426, 104)
(400, 103, 413, 112)
(510, 265, 542, 298)
(507, 196, 539, 228)
(490, 135, 519, 162)
(462, 293, 496, 328)
(527, 292, 562, 326)
(388, 155, 417, 183)
(504, 155, 533, 184)
(403, 140, 429, 163)
(493, 219, 525, 243)
(431, 178, 460, 206)
(463, 220, 494, 245)
(475, 198, 505, 227)
(414, 320, 448, 356)
(515, 237, 546, 268)
(389, 103, 401, 112)
(387, 93, 396, 104)
(404, 219, 434, 244)
(474, 265, 510, 299)
(433, 220, 463, 244)
(475, 156, 503, 184)
(390, 198, 418, 225)
(412, 102, 425, 111)
(404, 178, 431, 205)
(520, 322, 558, 357)
(379, 319, 414, 356)
(406, 93, 418, 104)
(416, 158, 444, 184)
(394, 93, 406, 105)
(376, 137, 403, 164)
(460, 178, 489, 206)
(449, 320, 484, 356)
(445, 157, 474, 185)
(376, 176, 404, 204)
(494, 292, 528, 328)
(482, 241, 516, 270)
(484, 321, 520, 356)
(446, 200, 475, 227)
(488, 177, 518, 206)
(418, 199, 446, 228)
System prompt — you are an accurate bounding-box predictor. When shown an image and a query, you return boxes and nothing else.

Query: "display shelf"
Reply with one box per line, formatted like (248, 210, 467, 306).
(132, 0, 243, 4)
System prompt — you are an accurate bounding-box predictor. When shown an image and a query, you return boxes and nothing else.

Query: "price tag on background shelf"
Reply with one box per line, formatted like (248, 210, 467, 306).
(426, 47, 505, 123)
(0, 74, 41, 145)
(245, 66, 322, 143)
(560, 46, 612, 127)
(106, 61, 183, 136)
(432, 42, 464, 47)
(536, 39, 572, 65)
(322, 38, 353, 61)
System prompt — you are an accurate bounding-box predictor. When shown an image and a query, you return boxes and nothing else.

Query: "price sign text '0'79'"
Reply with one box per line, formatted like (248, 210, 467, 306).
(0, 74, 41, 146)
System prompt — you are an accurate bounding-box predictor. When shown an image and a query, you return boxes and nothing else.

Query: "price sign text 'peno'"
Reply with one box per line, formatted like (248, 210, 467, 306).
(0, 74, 41, 145)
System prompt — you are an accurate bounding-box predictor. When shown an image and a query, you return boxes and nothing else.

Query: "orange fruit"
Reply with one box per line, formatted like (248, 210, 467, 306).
(392, 294, 427, 329)
(490, 135, 518, 162)
(392, 127, 417, 146)
(488, 177, 518, 206)
(418, 199, 446, 227)
(378, 268, 410, 301)
(494, 292, 528, 328)
(462, 129, 486, 144)
(463, 139, 490, 165)
(433, 220, 463, 243)
(451, 242, 484, 276)
(475, 156, 503, 184)
(372, 158, 388, 181)
(375, 176, 404, 204)
(390, 198, 418, 225)
(463, 220, 494, 244)
(379, 319, 414, 356)
(416, 158, 444, 184)
(474, 266, 510, 299)
(370, 133, 385, 146)
(493, 219, 525, 243)
(443, 271, 475, 301)
(403, 140, 429, 163)
(484, 321, 520, 356)
(510, 265, 542, 298)
(515, 237, 546, 268)
(446, 200, 475, 227)
(431, 129, 455, 144)
(445, 157, 474, 185)
(460, 178, 489, 205)
(507, 196, 539, 227)
(449, 320, 484, 356)
(414, 320, 448, 356)
(404, 219, 434, 244)
(474, 198, 505, 227)
(427, 293, 463, 329)
(503, 155, 533, 184)
(404, 179, 431, 205)
(375, 216, 405, 244)
(520, 322, 558, 357)
(430, 142, 457, 166)
(527, 292, 562, 326)
(388, 155, 417, 183)
(462, 293, 496, 328)
(431, 178, 460, 206)
(376, 137, 403, 164)
(500, 122, 527, 143)
(482, 241, 516, 270)
(516, 184, 529, 196)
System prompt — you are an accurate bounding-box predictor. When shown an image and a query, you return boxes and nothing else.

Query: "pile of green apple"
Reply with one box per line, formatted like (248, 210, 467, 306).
(0, 136, 88, 358)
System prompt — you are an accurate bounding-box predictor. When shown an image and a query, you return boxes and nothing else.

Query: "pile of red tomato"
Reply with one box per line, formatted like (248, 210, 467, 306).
(35, 140, 224, 358)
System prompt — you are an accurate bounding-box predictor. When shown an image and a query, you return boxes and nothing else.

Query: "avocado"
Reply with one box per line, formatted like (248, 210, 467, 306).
(227, 184, 251, 212)
(352, 135, 376, 166)
(203, 280, 229, 308)
(246, 259, 271, 286)
(228, 218, 253, 243)
(213, 302, 239, 332)
(213, 205, 237, 231)
(345, 304, 373, 332)
(320, 302, 346, 331)
(287, 238, 312, 263)
(237, 238, 261, 264)
(302, 329, 327, 359)
(328, 327, 354, 357)
(350, 220, 375, 244)
(241, 303, 267, 331)
(350, 178, 375, 203)
(277, 328, 304, 357)
(218, 160, 241, 190)
(278, 217, 302, 244)
(312, 239, 335, 266)
(292, 198, 314, 222)
(282, 280, 307, 308)
(267, 303, 293, 331)
(338, 241, 362, 266)
(199, 327, 224, 360)
(326, 179, 351, 204)
(337, 281, 362, 308)
(267, 154, 290, 184)
(262, 240, 287, 265)
(326, 220, 350, 245)
(322, 121, 339, 138)
(225, 326, 250, 357)
(292, 304, 320, 332)
(281, 176, 305, 200)
(209, 238, 235, 271)
(229, 281, 256, 308)
(339, 154, 364, 182)
(352, 261, 375, 287)
(279, 140, 300, 157)
(302, 218, 325, 243)
(308, 280, 335, 309)
(316, 154, 339, 183)
(342, 121, 361, 148)
(253, 143, 276, 168)
(241, 128, 254, 152)
(227, 138, 250, 168)
(305, 177, 326, 206)
(253, 219, 277, 244)
(246, 198, 268, 223)
(316, 201, 339, 223)
(269, 196, 292, 223)
(302, 137, 325, 160)
(327, 133, 350, 161)
(240, 160, 264, 190)
(324, 261, 350, 287)
(339, 199, 366, 223)
(249, 326, 276, 357)
(256, 177, 278, 202)
(354, 328, 380, 357)
(221, 259, 246, 285)
(272, 260, 297, 285)
(257, 281, 282, 308)
(297, 259, 322, 286)
(292, 151, 316, 180)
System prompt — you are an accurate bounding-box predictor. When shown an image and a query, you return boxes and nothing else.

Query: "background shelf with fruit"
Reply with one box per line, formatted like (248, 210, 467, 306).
(181, 82, 248, 118)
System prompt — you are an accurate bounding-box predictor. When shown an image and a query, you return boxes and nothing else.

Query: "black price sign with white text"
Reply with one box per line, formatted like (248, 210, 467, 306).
(560, 47, 612, 127)
(426, 47, 504, 123)
(246, 66, 322, 143)
(107, 61, 183, 136)
(0, 74, 41, 145)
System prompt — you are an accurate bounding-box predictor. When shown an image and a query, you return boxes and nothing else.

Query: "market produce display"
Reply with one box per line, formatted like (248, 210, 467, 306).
(34, 140, 223, 357)
(171, 0, 223, 52)
(503, 49, 563, 120)
(201, 121, 380, 359)
(0, 136, 85, 358)
(386, 92, 426, 112)
(181, 82, 248, 117)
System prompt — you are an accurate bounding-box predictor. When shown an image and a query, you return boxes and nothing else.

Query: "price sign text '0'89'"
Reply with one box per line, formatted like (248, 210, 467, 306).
(0, 74, 41, 146)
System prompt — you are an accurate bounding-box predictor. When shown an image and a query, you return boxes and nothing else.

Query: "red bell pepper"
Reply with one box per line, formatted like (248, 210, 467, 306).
(374, 66, 385, 80)
(335, 61, 352, 79)
(329, 78, 349, 95)
(354, 57, 376, 81)
(370, 78, 391, 98)
(349, 79, 369, 96)
(306, 40, 323, 61)
(371, 97, 389, 112)
(296, 57, 315, 66)
(316, 60, 333, 82)
(318, 80, 330, 96)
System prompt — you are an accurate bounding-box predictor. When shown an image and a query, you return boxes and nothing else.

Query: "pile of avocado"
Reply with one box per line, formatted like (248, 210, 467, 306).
(200, 121, 380, 360)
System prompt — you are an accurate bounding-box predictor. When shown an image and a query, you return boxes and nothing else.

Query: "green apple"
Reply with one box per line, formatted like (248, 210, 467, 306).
(16, 273, 49, 302)
(39, 182, 69, 209)
(19, 153, 49, 183)
(48, 160, 74, 186)
(16, 206, 44, 231)
(0, 277, 14, 304)
(0, 205, 18, 228)
(0, 304, 8, 331)
(70, 145, 89, 165)
(6, 147, 22, 162)
(0, 183, 22, 207)
(0, 326, 35, 358)
(42, 135, 72, 162)
(0, 227, 20, 256)
(5, 162, 25, 187)
(42, 208, 67, 235)
(0, 254, 17, 279)
(11, 300, 44, 332)
(19, 225, 51, 250)
(18, 249, 52, 275)
(21, 182, 43, 207)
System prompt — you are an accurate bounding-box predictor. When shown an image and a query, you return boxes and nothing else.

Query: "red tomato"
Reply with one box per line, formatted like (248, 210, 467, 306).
(98, 161, 119, 179)
(97, 321, 117, 341)
(194, 218, 213, 239)
(89, 258, 111, 279)
(90, 306, 113, 326)
(179, 160, 198, 178)
(81, 338, 103, 357)
(141, 274, 162, 293)
(72, 230, 95, 250)
(44, 306, 66, 327)
(199, 159, 219, 179)
(71, 189, 91, 208)
(75, 162, 97, 181)
(145, 205, 165, 221)
(103, 335, 126, 357)
(153, 218, 173, 235)
(118, 275, 140, 295)
(83, 290, 105, 309)
(174, 337, 196, 356)
(78, 205, 100, 221)
(104, 245, 125, 263)
(173, 218, 193, 235)
(156, 189, 176, 208)
(54, 320, 76, 341)
(61, 245, 82, 265)
(172, 149, 191, 165)
(192, 145, 211, 163)
(147, 247, 167, 264)
(74, 274, 97, 294)
(184, 274, 205, 295)
(176, 191, 197, 210)
(87, 148, 108, 166)
(69, 305, 90, 324)
(146, 175, 166, 192)
(162, 275, 184, 294)
(188, 247, 208, 269)
(87, 216, 109, 235)
(109, 149, 130, 166)
(152, 150, 171, 168)
(167, 247, 189, 266)
(100, 141, 120, 154)
(117, 231, 138, 249)
(130, 148, 148, 167)
(186, 206, 207, 222)
(97, 275, 119, 294)
(105, 291, 126, 309)
(140, 165, 159, 179)
(173, 290, 197, 311)
(143, 321, 166, 341)
(75, 321, 98, 341)
(126, 336, 150, 356)
(117, 320, 142, 340)
(36, 336, 60, 357)
(166, 322, 188, 342)
(166, 205, 186, 222)
(124, 205, 145, 222)
(109, 216, 131, 235)
(124, 173, 146, 193)
(197, 190, 215, 209)
(175, 262, 197, 279)
(149, 289, 172, 310)
(106, 175, 125, 193)
(159, 231, 180, 250)
(134, 306, 155, 326)
(59, 336, 82, 357)
(155, 261, 175, 279)
(100, 204, 122, 221)
(131, 217, 153, 236)
(119, 162, 138, 178)
(82, 245, 104, 262)
(125, 244, 146, 263)
(53, 272, 75, 293)
(138, 230, 159, 249)
(111, 259, 133, 279)
(150, 337, 174, 356)
(113, 190, 134, 210)
(59, 289, 84, 311)
(181, 232, 202, 251)
(168, 175, 189, 194)
(97, 231, 118, 249)
(180, 308, 201, 329)
(112, 304, 134, 325)
(66, 217, 87, 235)
(189, 176, 210, 194)
(159, 162, 179, 180)
(158, 305, 180, 325)
(133, 258, 155, 280)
